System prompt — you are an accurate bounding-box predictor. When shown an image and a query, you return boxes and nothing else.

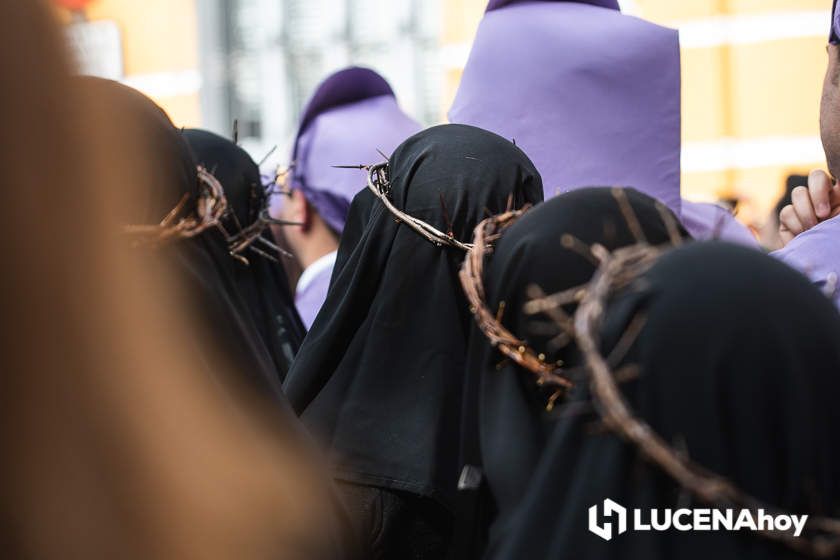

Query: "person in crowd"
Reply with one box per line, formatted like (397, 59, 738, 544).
(456, 188, 686, 557)
(283, 124, 544, 558)
(483, 242, 840, 559)
(78, 76, 353, 558)
(82, 78, 294, 403)
(2, 2, 347, 557)
(271, 66, 421, 329)
(448, 0, 757, 245)
(183, 129, 306, 381)
(774, 2, 840, 305)
(759, 175, 803, 250)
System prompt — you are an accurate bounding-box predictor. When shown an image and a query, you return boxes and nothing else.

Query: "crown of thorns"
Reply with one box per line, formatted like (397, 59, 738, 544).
(365, 162, 474, 251)
(124, 165, 297, 265)
(459, 207, 573, 410)
(222, 164, 300, 265)
(124, 167, 228, 246)
(465, 187, 840, 557)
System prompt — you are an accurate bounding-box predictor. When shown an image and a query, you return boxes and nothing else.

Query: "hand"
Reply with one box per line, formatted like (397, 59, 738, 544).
(779, 170, 840, 246)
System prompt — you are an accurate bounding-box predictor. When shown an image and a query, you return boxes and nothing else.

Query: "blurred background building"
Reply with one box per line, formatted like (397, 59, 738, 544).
(55, 0, 833, 229)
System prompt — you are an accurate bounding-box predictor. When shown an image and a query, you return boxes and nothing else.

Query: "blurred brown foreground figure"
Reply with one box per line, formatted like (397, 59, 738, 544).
(0, 2, 344, 558)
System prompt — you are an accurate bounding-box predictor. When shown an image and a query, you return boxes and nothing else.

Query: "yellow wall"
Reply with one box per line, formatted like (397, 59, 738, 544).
(441, 0, 833, 226)
(58, 0, 201, 127)
(635, 0, 829, 224)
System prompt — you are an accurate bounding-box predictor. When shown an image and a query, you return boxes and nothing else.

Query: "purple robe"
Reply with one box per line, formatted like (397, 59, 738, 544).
(773, 216, 840, 307)
(295, 251, 337, 330)
(773, 2, 840, 303)
(278, 67, 422, 324)
(680, 200, 758, 247)
(486, 0, 619, 11)
(449, 0, 755, 243)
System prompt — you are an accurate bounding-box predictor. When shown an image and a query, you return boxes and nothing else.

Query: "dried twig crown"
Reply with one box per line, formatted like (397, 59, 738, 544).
(459, 207, 572, 404)
(124, 166, 228, 246)
(125, 165, 296, 265)
(366, 162, 474, 251)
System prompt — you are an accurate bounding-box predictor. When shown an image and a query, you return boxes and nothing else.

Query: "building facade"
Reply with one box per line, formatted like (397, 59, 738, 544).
(58, 0, 832, 223)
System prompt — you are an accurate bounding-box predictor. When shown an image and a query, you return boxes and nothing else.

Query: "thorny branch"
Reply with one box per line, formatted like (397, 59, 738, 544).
(124, 167, 228, 246)
(459, 208, 572, 394)
(125, 165, 297, 266)
(367, 162, 475, 251)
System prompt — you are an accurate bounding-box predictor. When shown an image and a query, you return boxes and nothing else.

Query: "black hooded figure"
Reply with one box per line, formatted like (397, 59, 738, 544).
(73, 78, 354, 558)
(457, 188, 687, 557)
(485, 242, 840, 560)
(283, 124, 545, 558)
(72, 79, 294, 404)
(183, 129, 306, 381)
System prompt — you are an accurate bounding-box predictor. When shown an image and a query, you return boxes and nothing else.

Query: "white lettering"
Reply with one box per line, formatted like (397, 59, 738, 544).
(713, 508, 734, 531)
(775, 516, 792, 532)
(673, 509, 693, 531)
(694, 509, 712, 531)
(756, 509, 775, 531)
(791, 515, 809, 537)
(634, 509, 651, 531)
(734, 509, 758, 532)
(589, 500, 811, 540)
(650, 508, 671, 531)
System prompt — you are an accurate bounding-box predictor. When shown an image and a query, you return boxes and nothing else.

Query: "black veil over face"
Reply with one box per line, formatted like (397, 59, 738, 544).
(283, 124, 544, 510)
(183, 129, 306, 381)
(75, 78, 291, 408)
(462, 188, 686, 553)
(491, 242, 840, 560)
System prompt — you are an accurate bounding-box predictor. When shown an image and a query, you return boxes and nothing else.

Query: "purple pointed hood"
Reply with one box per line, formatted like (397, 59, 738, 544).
(831, 0, 840, 44)
(486, 0, 619, 12)
(450, 0, 682, 214)
(278, 67, 422, 234)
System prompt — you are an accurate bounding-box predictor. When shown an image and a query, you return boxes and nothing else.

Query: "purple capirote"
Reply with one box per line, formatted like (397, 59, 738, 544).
(680, 200, 758, 247)
(831, 0, 840, 44)
(449, 1, 682, 215)
(773, 215, 840, 308)
(486, 0, 619, 12)
(272, 66, 421, 235)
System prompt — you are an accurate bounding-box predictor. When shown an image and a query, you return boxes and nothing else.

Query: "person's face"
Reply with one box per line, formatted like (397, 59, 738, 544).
(820, 44, 840, 178)
(272, 188, 308, 258)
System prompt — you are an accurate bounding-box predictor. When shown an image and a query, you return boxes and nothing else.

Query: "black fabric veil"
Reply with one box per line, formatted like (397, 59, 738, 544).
(183, 129, 306, 381)
(283, 124, 544, 510)
(491, 242, 840, 560)
(329, 187, 377, 287)
(460, 188, 687, 554)
(76, 78, 290, 407)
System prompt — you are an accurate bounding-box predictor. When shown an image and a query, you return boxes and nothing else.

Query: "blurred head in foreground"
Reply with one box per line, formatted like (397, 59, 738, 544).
(0, 2, 341, 558)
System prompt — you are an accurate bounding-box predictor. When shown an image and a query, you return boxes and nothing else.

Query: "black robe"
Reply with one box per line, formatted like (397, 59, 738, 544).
(183, 129, 306, 381)
(458, 187, 686, 557)
(283, 123, 544, 557)
(487, 242, 840, 559)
